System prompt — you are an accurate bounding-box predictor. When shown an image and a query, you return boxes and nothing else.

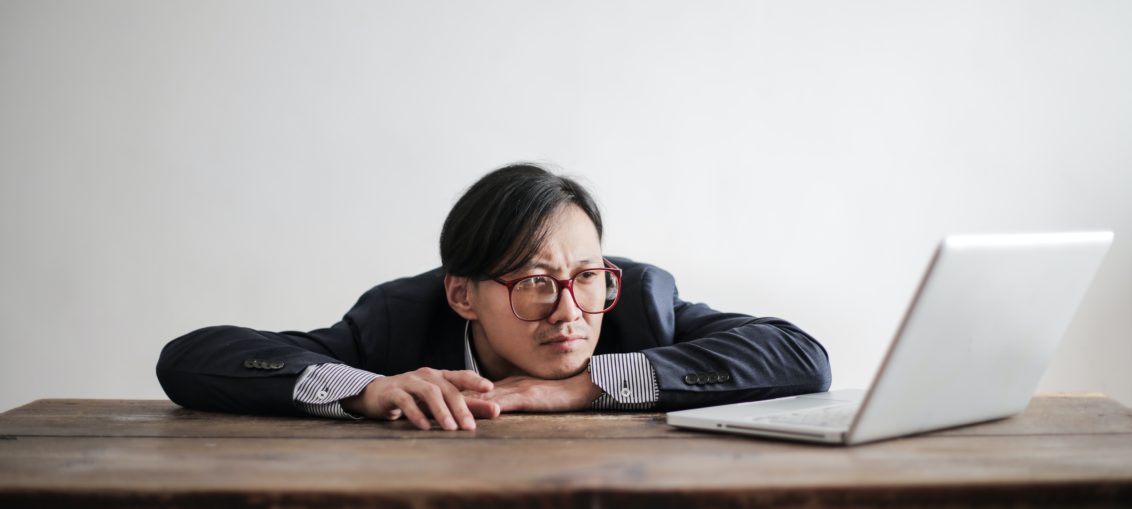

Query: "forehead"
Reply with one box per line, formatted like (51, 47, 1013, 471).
(521, 205, 602, 271)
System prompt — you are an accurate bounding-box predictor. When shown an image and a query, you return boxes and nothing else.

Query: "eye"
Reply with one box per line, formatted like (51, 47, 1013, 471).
(517, 275, 553, 289)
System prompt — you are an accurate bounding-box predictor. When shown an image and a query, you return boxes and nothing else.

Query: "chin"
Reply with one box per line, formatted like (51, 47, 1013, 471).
(533, 358, 589, 380)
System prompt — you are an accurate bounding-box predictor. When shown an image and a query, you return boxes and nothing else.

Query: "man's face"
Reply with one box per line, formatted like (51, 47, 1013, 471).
(466, 204, 605, 380)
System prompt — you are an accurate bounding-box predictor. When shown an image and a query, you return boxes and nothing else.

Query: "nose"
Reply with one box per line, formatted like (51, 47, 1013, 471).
(546, 286, 583, 324)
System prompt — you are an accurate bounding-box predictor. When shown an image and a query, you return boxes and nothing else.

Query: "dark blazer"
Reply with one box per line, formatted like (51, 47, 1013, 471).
(156, 257, 831, 415)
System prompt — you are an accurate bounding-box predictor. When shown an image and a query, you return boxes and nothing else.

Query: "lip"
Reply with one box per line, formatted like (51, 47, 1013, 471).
(540, 335, 585, 346)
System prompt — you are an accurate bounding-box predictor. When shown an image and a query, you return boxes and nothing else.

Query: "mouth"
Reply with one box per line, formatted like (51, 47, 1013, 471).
(539, 335, 586, 347)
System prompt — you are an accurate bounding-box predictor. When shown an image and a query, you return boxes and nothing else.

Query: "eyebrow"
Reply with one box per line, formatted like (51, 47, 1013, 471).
(523, 257, 601, 272)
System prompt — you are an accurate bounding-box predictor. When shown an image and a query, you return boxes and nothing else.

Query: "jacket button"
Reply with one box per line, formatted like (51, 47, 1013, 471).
(696, 373, 709, 385)
(720, 373, 731, 382)
(269, 361, 284, 369)
(706, 373, 719, 383)
(683, 374, 697, 385)
(243, 360, 255, 368)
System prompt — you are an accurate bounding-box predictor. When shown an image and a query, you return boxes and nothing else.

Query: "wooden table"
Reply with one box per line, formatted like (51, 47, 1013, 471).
(1, 394, 1130, 508)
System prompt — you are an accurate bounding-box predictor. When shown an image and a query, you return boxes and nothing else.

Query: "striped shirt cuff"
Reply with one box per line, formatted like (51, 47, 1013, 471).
(589, 352, 659, 410)
(292, 363, 380, 419)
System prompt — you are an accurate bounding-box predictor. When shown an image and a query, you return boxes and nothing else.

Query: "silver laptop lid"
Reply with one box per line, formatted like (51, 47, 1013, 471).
(846, 231, 1113, 445)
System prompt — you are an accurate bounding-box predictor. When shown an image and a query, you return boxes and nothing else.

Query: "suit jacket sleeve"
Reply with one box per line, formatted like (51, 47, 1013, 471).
(636, 265, 832, 410)
(155, 285, 388, 416)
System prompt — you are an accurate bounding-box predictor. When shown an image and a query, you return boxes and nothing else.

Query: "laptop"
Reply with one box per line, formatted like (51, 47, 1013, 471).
(667, 231, 1114, 445)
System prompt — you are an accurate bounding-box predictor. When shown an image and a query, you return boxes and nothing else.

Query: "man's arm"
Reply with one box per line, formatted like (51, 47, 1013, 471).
(156, 323, 361, 416)
(642, 289, 832, 410)
(155, 283, 496, 429)
(470, 354, 652, 413)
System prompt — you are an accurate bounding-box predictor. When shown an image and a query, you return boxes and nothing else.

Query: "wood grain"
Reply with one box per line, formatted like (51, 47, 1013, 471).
(1, 394, 1130, 508)
(1, 393, 1128, 439)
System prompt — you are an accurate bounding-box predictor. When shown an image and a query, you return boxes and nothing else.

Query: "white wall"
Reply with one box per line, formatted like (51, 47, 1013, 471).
(1, 0, 1130, 413)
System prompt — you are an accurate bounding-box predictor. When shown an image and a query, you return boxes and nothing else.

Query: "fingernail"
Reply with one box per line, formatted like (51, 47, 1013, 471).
(462, 416, 475, 429)
(445, 417, 457, 430)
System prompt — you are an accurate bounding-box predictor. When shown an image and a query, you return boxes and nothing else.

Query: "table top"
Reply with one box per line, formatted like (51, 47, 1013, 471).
(2, 394, 1131, 508)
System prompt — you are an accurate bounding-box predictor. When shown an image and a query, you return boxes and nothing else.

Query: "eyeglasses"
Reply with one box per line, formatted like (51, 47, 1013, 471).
(492, 258, 623, 322)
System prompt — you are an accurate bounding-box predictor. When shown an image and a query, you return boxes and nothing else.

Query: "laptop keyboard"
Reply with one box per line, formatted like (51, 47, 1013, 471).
(751, 403, 860, 428)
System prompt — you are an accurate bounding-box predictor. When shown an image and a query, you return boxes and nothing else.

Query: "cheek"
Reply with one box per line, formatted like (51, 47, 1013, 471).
(472, 286, 515, 319)
(584, 314, 603, 337)
(480, 298, 538, 343)
(484, 295, 512, 318)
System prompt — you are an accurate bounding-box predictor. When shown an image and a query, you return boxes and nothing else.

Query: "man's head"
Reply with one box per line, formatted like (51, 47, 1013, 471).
(440, 164, 614, 380)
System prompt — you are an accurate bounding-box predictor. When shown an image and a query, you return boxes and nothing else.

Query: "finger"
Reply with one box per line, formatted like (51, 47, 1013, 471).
(465, 397, 501, 419)
(443, 370, 494, 393)
(410, 381, 458, 431)
(390, 390, 431, 430)
(467, 386, 520, 404)
(436, 380, 478, 430)
(471, 384, 522, 401)
(487, 392, 525, 413)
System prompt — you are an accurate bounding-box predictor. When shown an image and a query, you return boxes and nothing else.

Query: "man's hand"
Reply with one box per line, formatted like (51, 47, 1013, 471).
(470, 369, 604, 413)
(341, 368, 500, 431)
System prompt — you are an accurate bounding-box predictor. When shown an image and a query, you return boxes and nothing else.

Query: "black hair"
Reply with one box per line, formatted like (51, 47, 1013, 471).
(440, 163, 603, 280)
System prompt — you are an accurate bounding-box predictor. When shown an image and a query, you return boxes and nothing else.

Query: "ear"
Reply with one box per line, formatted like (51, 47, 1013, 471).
(444, 273, 479, 321)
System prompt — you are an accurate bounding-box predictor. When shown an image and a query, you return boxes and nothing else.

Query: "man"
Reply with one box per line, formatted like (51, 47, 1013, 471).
(157, 163, 831, 431)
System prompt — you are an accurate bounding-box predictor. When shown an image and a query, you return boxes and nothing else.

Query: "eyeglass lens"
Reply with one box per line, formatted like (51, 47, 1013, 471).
(511, 270, 620, 320)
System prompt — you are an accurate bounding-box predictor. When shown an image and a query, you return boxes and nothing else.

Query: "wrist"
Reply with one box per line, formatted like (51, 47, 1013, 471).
(574, 366, 603, 407)
(341, 393, 363, 415)
(340, 378, 377, 415)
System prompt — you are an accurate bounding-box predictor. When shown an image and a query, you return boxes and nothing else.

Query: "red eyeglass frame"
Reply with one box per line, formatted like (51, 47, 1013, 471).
(492, 258, 623, 322)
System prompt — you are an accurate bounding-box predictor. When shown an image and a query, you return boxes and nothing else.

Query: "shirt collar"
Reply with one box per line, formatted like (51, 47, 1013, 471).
(463, 320, 480, 375)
